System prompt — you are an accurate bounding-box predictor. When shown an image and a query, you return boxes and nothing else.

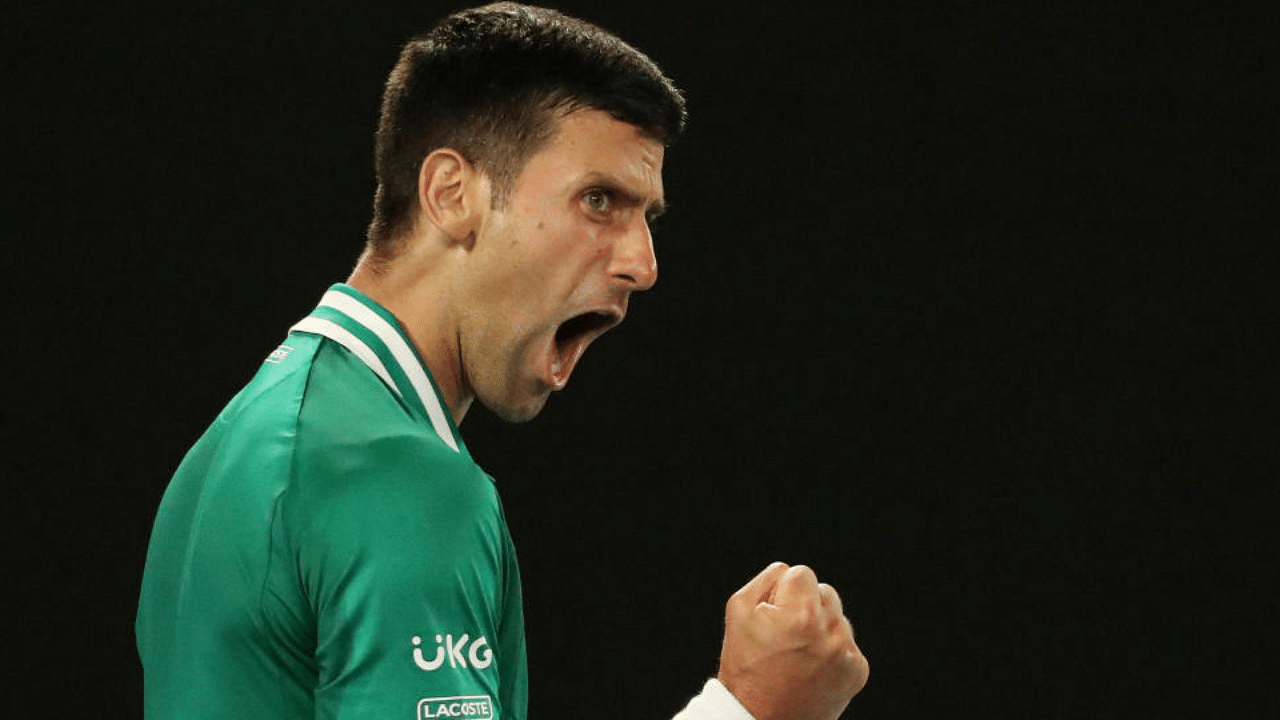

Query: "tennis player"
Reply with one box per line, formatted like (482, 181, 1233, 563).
(137, 5, 868, 719)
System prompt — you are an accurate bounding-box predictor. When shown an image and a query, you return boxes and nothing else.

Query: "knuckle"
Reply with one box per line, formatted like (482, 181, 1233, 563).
(790, 564, 817, 582)
(837, 646, 867, 676)
(853, 652, 871, 686)
(817, 584, 842, 610)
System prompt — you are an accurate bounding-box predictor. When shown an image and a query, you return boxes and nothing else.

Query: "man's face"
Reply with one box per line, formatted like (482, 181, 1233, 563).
(458, 108, 666, 422)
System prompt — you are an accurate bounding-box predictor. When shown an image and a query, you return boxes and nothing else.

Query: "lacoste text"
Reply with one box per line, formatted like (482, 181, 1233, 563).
(418, 695, 493, 720)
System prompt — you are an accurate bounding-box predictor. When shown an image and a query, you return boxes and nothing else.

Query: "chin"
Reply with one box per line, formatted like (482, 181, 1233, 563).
(483, 393, 550, 424)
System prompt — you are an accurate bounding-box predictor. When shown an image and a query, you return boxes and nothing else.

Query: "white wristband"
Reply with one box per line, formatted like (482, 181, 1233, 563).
(671, 678, 756, 720)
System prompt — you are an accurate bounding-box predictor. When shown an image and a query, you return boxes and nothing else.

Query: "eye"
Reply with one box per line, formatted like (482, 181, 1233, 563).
(583, 189, 612, 214)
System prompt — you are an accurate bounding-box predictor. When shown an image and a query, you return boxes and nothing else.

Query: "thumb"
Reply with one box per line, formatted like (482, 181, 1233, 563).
(732, 561, 790, 608)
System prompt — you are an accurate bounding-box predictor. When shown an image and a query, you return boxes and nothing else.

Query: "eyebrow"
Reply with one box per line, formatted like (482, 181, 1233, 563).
(645, 198, 668, 223)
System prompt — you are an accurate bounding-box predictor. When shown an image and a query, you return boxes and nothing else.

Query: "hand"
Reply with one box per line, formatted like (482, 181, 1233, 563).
(717, 562, 869, 720)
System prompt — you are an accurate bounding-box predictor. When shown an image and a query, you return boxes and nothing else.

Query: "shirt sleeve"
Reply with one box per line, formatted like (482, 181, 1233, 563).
(284, 429, 517, 720)
(672, 679, 757, 720)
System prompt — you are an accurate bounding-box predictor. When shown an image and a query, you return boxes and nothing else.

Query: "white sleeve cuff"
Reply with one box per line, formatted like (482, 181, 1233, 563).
(671, 678, 756, 720)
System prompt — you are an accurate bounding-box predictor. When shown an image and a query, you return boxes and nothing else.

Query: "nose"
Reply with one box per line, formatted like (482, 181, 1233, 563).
(610, 217, 658, 291)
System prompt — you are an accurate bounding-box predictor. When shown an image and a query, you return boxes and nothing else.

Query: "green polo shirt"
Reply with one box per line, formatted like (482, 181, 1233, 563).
(137, 284, 528, 720)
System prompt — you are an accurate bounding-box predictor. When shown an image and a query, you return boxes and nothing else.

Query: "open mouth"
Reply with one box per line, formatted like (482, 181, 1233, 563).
(550, 310, 621, 387)
(555, 310, 617, 347)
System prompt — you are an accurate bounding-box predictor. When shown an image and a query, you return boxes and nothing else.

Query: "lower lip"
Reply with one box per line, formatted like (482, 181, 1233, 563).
(536, 335, 568, 391)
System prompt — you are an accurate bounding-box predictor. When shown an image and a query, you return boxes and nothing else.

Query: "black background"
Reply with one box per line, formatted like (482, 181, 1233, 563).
(8, 1, 1277, 717)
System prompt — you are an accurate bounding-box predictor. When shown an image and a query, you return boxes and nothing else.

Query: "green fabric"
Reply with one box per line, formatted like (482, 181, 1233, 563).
(137, 285, 527, 720)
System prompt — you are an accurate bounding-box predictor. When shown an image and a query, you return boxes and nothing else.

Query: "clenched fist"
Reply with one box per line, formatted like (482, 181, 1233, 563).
(717, 562, 869, 720)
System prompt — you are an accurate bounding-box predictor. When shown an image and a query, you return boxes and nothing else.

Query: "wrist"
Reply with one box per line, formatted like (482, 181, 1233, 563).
(672, 678, 756, 720)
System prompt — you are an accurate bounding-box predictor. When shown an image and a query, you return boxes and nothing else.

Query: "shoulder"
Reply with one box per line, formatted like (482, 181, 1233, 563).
(293, 338, 483, 495)
(283, 340, 500, 554)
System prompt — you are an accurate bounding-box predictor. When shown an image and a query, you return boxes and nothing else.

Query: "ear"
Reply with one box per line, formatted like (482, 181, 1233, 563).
(416, 148, 485, 245)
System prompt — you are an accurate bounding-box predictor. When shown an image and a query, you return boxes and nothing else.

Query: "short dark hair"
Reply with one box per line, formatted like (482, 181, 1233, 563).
(366, 2, 687, 249)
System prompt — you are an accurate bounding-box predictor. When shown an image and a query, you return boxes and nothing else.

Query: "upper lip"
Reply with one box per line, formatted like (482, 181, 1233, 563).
(555, 305, 625, 347)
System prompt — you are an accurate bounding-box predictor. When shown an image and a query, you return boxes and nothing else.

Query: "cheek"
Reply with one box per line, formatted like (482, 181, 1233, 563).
(478, 215, 598, 316)
(593, 241, 611, 263)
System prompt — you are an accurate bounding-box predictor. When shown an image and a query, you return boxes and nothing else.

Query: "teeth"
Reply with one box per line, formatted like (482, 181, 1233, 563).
(550, 357, 567, 390)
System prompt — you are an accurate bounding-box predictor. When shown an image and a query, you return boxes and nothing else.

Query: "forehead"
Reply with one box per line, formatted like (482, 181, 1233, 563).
(512, 108, 665, 201)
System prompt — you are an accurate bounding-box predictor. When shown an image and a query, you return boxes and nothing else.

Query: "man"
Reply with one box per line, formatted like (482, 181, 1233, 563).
(136, 4, 868, 719)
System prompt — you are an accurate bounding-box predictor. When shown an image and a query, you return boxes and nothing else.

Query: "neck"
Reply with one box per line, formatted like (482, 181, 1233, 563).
(346, 245, 474, 425)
